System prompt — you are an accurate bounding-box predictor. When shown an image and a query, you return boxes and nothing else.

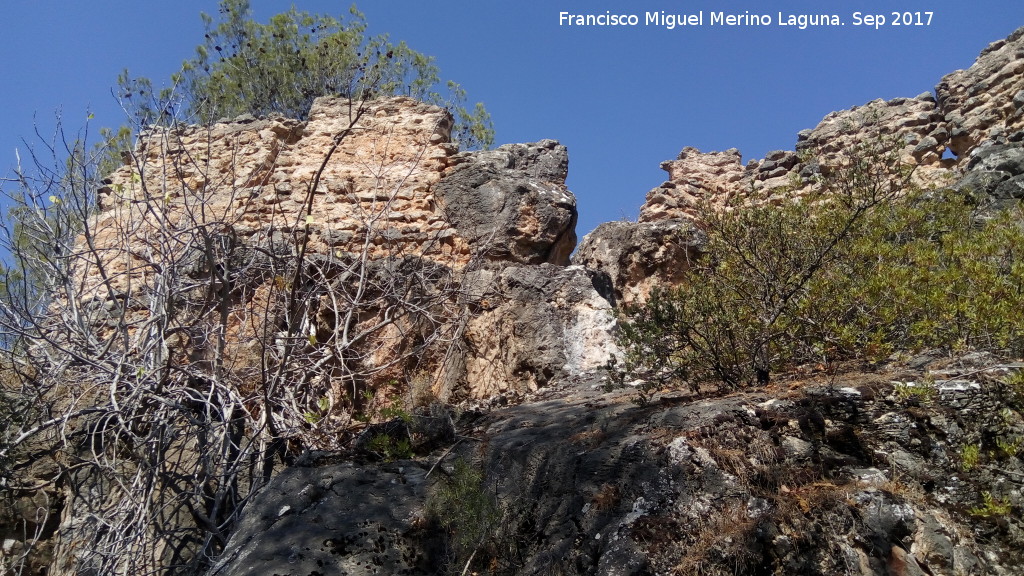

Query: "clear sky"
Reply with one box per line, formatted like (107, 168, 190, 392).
(2, 1, 1023, 238)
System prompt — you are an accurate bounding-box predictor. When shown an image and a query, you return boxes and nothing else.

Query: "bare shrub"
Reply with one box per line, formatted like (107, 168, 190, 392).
(0, 95, 471, 574)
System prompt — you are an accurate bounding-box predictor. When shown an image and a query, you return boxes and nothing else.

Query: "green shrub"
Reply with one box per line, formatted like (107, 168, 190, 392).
(366, 433, 413, 461)
(615, 141, 1024, 395)
(893, 379, 937, 404)
(960, 444, 981, 472)
(970, 491, 1012, 517)
(428, 458, 499, 573)
(818, 190, 1024, 358)
(117, 0, 494, 149)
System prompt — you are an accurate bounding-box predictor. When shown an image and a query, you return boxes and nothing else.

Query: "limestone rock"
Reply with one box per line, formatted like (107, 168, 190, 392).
(434, 140, 578, 265)
(205, 462, 444, 576)
(937, 26, 1024, 157)
(636, 95, 951, 225)
(74, 96, 586, 410)
(639, 148, 748, 222)
(208, 352, 1024, 576)
(454, 264, 618, 399)
(796, 94, 950, 175)
(955, 142, 1024, 207)
(572, 219, 705, 305)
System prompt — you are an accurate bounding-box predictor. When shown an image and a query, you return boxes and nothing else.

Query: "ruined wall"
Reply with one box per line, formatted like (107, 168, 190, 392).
(639, 94, 953, 224)
(579, 25, 1024, 299)
(938, 26, 1024, 156)
(89, 96, 463, 296)
(72, 96, 590, 407)
(639, 27, 1024, 225)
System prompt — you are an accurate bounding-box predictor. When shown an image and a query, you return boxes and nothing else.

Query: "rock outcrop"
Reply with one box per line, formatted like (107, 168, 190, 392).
(640, 27, 1024, 227)
(8, 23, 1024, 576)
(636, 93, 952, 227)
(83, 96, 591, 402)
(956, 144, 1024, 209)
(455, 264, 618, 398)
(572, 219, 704, 305)
(210, 353, 1024, 576)
(937, 26, 1024, 156)
(205, 461, 445, 576)
(436, 140, 578, 266)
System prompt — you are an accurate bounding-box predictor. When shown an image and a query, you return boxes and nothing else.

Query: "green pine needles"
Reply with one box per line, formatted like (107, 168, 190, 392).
(116, 1, 494, 149)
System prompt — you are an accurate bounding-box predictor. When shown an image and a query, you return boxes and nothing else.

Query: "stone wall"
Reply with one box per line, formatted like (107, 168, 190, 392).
(580, 25, 1024, 300)
(639, 26, 1024, 225)
(75, 96, 589, 402)
(90, 96, 463, 297)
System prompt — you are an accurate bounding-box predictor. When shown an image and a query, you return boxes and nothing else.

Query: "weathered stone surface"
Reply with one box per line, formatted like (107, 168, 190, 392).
(572, 219, 705, 305)
(639, 148, 748, 222)
(633, 26, 1024, 227)
(637, 95, 953, 224)
(796, 94, 950, 173)
(937, 26, 1024, 157)
(613, 26, 1024, 303)
(435, 139, 578, 265)
(966, 142, 1024, 174)
(93, 96, 467, 296)
(205, 461, 445, 576)
(951, 142, 1024, 210)
(209, 352, 1024, 576)
(72, 97, 587, 406)
(452, 263, 618, 399)
(31, 96, 585, 576)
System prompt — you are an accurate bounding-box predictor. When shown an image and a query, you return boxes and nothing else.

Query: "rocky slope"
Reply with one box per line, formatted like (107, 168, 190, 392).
(202, 26, 1024, 576)
(209, 353, 1024, 576)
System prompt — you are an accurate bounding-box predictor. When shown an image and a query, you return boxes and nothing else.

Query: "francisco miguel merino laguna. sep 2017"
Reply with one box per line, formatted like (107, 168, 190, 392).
(558, 11, 934, 30)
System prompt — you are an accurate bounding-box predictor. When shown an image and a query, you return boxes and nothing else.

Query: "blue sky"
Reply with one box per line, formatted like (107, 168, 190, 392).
(2, 1, 1023, 237)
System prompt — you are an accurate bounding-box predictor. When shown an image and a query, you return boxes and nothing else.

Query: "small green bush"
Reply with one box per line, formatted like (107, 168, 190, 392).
(970, 491, 1012, 517)
(893, 380, 937, 404)
(366, 433, 413, 461)
(960, 444, 981, 472)
(428, 458, 499, 573)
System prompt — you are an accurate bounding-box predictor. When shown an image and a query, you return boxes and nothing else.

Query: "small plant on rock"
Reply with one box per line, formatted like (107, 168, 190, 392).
(970, 491, 1012, 517)
(960, 444, 981, 472)
(366, 433, 414, 461)
(428, 458, 500, 575)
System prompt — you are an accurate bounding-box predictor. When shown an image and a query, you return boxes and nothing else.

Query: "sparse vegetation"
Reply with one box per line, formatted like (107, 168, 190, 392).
(995, 436, 1022, 459)
(1003, 369, 1024, 410)
(116, 0, 493, 150)
(961, 444, 982, 472)
(366, 433, 414, 461)
(893, 378, 937, 404)
(970, 491, 1012, 518)
(428, 458, 500, 574)
(614, 138, 1024, 396)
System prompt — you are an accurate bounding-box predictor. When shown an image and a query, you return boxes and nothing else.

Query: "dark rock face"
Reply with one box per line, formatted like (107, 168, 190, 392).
(435, 140, 578, 266)
(209, 354, 1024, 576)
(206, 462, 444, 576)
(967, 144, 1024, 175)
(955, 143, 1024, 208)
